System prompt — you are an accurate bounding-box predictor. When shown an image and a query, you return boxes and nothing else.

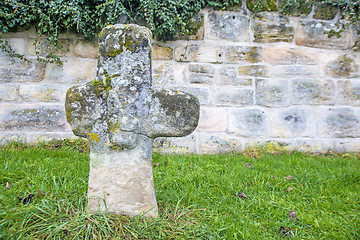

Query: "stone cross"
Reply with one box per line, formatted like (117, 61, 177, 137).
(65, 24, 199, 217)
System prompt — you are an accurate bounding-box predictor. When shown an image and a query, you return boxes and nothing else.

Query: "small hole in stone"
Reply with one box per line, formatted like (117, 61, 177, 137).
(232, 16, 236, 20)
(218, 54, 222, 57)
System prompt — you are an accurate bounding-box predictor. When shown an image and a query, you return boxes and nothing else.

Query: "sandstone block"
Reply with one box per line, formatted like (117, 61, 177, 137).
(153, 134, 197, 154)
(238, 65, 269, 77)
(252, 13, 294, 43)
(292, 79, 335, 105)
(197, 107, 227, 131)
(256, 79, 289, 107)
(337, 80, 360, 105)
(264, 47, 318, 65)
(27, 38, 75, 57)
(198, 133, 242, 154)
(213, 88, 253, 106)
(1, 104, 66, 131)
(5, 38, 26, 55)
(218, 66, 252, 86)
(0, 83, 19, 101)
(326, 55, 358, 78)
(188, 63, 215, 84)
(74, 41, 99, 59)
(224, 46, 262, 64)
(207, 12, 250, 42)
(175, 86, 210, 105)
(334, 140, 360, 153)
(316, 107, 360, 138)
(152, 44, 173, 60)
(294, 139, 334, 153)
(272, 65, 317, 78)
(19, 84, 69, 102)
(45, 59, 97, 84)
(0, 61, 46, 83)
(296, 20, 351, 49)
(229, 108, 269, 137)
(174, 45, 223, 63)
(270, 107, 313, 138)
(152, 62, 185, 85)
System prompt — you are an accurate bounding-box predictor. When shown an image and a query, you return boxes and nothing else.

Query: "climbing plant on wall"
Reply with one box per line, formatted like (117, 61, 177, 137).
(0, 0, 358, 63)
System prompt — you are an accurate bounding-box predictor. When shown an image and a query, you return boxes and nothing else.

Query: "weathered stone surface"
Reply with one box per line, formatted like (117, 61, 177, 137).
(45, 59, 97, 84)
(153, 134, 197, 154)
(152, 62, 185, 85)
(188, 63, 215, 84)
(175, 86, 210, 105)
(174, 44, 223, 63)
(252, 13, 294, 43)
(4, 38, 26, 55)
(27, 38, 74, 57)
(65, 24, 200, 217)
(224, 46, 262, 63)
(207, 12, 250, 42)
(74, 41, 99, 59)
(197, 107, 227, 131)
(296, 20, 351, 49)
(213, 88, 253, 106)
(229, 108, 269, 137)
(270, 107, 313, 137)
(1, 104, 66, 131)
(0, 61, 46, 83)
(326, 55, 358, 78)
(238, 65, 269, 77)
(198, 133, 242, 154)
(313, 3, 338, 20)
(292, 79, 335, 105)
(338, 80, 360, 105)
(316, 107, 360, 138)
(264, 47, 318, 65)
(272, 65, 317, 78)
(256, 79, 289, 107)
(0, 84, 19, 101)
(152, 44, 173, 60)
(19, 84, 68, 102)
(294, 139, 334, 153)
(218, 66, 252, 86)
(334, 140, 360, 153)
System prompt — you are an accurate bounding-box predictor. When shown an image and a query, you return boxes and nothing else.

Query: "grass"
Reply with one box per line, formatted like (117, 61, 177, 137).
(0, 139, 359, 239)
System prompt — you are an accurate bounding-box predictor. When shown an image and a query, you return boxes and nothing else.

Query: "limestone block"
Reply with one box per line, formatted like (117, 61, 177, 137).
(213, 88, 253, 106)
(0, 83, 19, 101)
(224, 46, 262, 64)
(272, 65, 318, 78)
(296, 20, 351, 49)
(325, 55, 358, 78)
(229, 108, 269, 137)
(238, 65, 269, 77)
(152, 44, 173, 60)
(198, 133, 242, 154)
(218, 66, 252, 86)
(197, 107, 227, 131)
(5, 38, 26, 55)
(294, 139, 334, 153)
(27, 38, 75, 57)
(152, 62, 185, 85)
(338, 80, 360, 105)
(19, 84, 69, 102)
(292, 79, 335, 105)
(45, 59, 97, 84)
(316, 107, 360, 138)
(74, 41, 99, 59)
(270, 107, 313, 138)
(252, 13, 294, 43)
(207, 12, 250, 42)
(153, 134, 197, 154)
(0, 62, 46, 83)
(175, 86, 210, 105)
(334, 140, 360, 153)
(0, 131, 75, 143)
(256, 79, 289, 107)
(1, 104, 66, 131)
(188, 63, 215, 84)
(264, 47, 318, 65)
(174, 44, 223, 63)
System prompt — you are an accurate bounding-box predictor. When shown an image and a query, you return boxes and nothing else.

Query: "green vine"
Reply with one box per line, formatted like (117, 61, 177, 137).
(0, 0, 359, 64)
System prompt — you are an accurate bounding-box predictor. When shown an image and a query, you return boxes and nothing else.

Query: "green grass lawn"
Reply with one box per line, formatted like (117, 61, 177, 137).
(0, 140, 359, 239)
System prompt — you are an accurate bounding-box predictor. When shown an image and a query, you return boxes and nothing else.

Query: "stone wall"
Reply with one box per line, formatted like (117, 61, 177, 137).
(1, 5, 360, 153)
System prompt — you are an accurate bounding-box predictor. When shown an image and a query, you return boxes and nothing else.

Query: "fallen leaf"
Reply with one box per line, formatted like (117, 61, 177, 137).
(238, 192, 247, 200)
(5, 182, 9, 189)
(18, 194, 35, 204)
(279, 226, 293, 237)
(246, 163, 253, 169)
(285, 187, 293, 192)
(153, 162, 160, 167)
(283, 175, 295, 180)
(288, 211, 299, 221)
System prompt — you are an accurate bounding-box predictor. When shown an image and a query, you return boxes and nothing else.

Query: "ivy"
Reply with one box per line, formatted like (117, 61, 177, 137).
(0, 0, 359, 64)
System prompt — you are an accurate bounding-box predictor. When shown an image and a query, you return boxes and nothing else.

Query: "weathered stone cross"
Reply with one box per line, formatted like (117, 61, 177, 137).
(65, 24, 199, 217)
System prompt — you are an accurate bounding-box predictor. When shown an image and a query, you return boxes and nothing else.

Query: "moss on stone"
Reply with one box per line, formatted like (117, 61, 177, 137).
(279, 0, 312, 17)
(247, 0, 278, 13)
(325, 29, 344, 38)
(314, 3, 338, 20)
(329, 55, 357, 78)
